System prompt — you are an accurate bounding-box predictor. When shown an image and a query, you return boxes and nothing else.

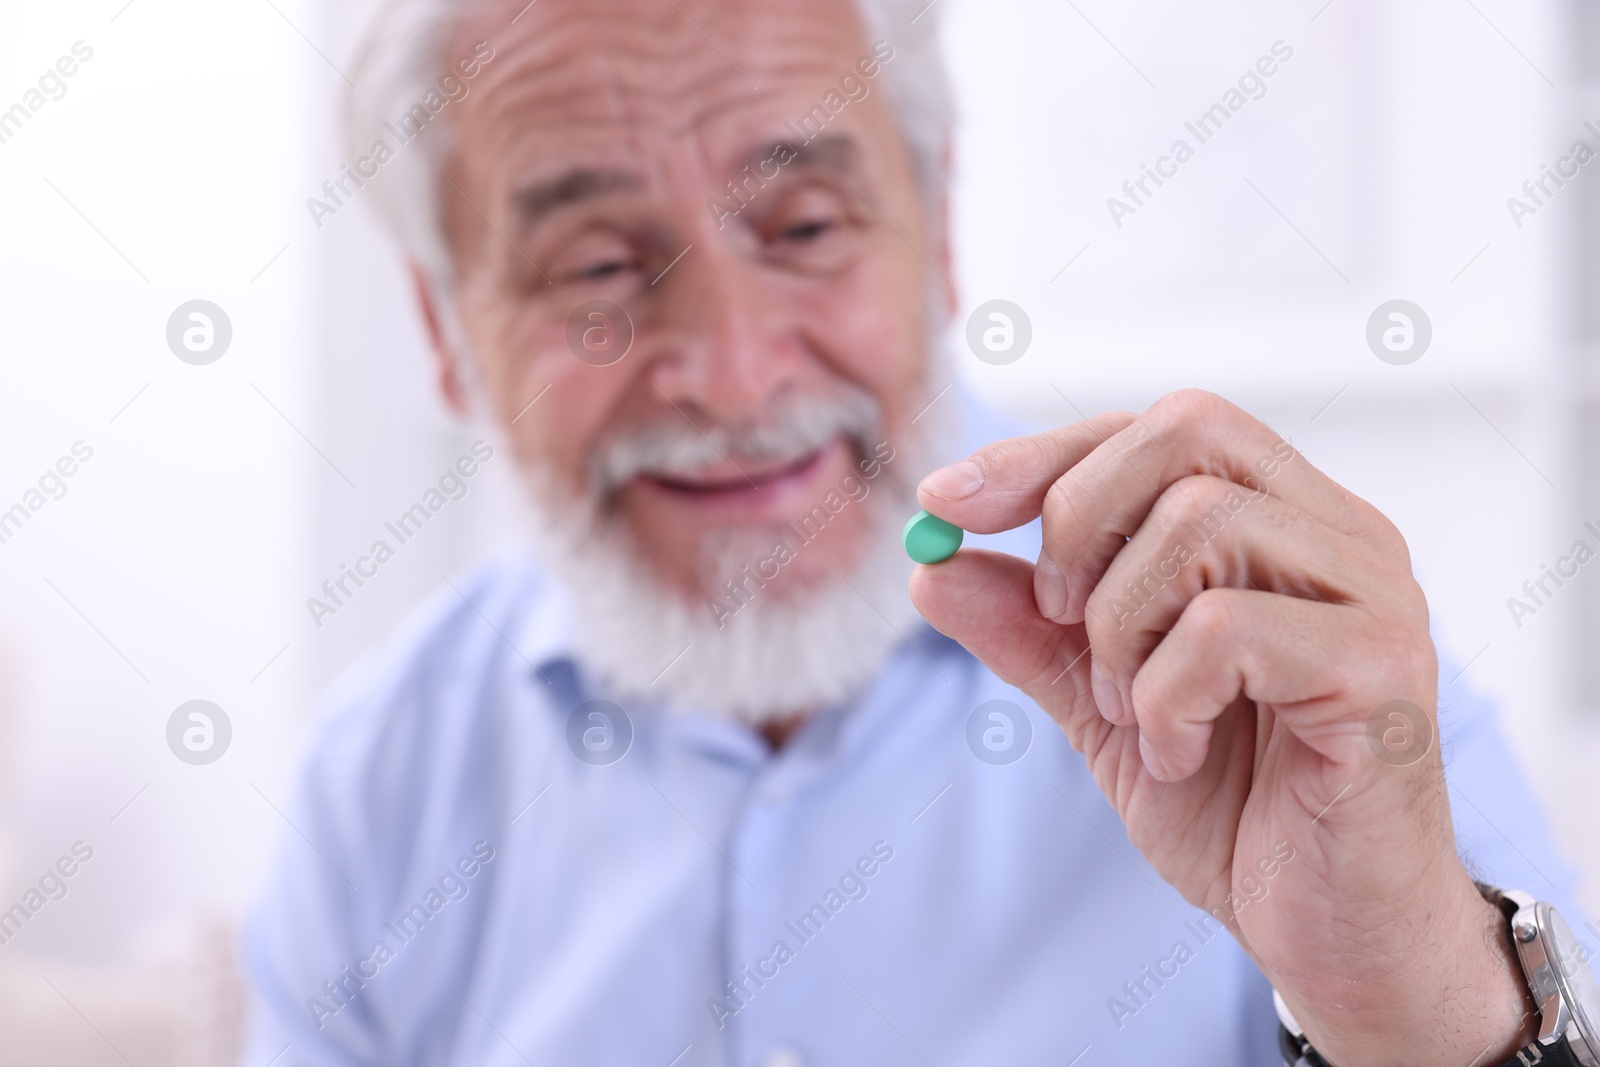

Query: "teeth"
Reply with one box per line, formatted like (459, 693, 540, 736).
(590, 387, 881, 494)
(653, 448, 818, 487)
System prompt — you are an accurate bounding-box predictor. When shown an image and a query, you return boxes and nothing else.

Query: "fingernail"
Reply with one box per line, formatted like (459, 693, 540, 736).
(1091, 660, 1126, 724)
(920, 460, 984, 501)
(1034, 552, 1067, 620)
(1138, 733, 1169, 781)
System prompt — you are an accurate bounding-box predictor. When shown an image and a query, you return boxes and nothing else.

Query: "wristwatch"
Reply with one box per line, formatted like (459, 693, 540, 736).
(1276, 888, 1600, 1066)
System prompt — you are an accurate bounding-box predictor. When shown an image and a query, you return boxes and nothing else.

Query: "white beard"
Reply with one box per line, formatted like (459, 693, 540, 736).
(552, 466, 921, 722)
(507, 367, 960, 724)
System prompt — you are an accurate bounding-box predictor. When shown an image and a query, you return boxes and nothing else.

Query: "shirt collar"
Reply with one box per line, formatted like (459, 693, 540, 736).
(508, 562, 577, 680)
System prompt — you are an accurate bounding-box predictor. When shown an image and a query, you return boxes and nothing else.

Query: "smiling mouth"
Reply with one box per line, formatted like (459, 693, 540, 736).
(640, 443, 832, 496)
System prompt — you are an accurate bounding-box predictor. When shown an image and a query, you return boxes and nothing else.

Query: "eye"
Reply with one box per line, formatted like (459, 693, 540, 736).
(767, 187, 844, 245)
(781, 217, 833, 242)
(578, 257, 631, 279)
(759, 185, 856, 273)
(552, 230, 640, 286)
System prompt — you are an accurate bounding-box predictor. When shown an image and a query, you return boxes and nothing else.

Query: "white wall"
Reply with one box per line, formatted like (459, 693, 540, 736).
(0, 1, 1596, 1059)
(0, 0, 313, 959)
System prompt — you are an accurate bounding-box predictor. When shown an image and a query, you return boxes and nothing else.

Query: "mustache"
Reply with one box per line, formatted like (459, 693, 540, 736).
(588, 385, 883, 495)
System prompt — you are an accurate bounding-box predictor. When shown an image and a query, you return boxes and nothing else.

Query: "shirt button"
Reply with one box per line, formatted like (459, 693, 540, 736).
(758, 1047, 805, 1067)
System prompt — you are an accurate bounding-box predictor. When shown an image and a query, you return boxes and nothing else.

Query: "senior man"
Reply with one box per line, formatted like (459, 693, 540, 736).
(246, 0, 1588, 1064)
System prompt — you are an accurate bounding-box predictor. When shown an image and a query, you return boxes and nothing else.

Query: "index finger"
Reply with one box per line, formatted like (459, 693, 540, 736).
(916, 410, 1137, 533)
(1037, 391, 1377, 624)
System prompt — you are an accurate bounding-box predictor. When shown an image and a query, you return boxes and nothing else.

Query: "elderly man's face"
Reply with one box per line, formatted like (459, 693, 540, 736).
(434, 0, 949, 603)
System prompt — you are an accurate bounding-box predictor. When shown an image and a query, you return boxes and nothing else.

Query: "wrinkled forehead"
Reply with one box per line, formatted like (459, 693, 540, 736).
(445, 0, 883, 182)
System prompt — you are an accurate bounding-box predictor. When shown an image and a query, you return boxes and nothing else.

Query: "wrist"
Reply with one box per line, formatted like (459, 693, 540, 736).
(1280, 880, 1537, 1066)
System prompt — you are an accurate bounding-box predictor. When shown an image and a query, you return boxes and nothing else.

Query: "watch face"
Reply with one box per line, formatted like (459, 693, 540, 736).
(1549, 908, 1600, 1056)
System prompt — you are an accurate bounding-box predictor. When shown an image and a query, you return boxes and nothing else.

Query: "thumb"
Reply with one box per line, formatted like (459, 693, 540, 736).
(908, 548, 1092, 720)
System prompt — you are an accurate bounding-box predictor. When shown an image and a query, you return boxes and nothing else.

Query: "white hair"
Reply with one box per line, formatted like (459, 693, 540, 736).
(343, 0, 954, 286)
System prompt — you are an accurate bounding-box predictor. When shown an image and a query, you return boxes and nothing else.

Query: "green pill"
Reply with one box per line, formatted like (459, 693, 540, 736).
(903, 509, 964, 564)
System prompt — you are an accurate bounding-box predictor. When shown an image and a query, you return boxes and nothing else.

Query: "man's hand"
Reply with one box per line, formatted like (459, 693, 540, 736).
(909, 390, 1535, 1067)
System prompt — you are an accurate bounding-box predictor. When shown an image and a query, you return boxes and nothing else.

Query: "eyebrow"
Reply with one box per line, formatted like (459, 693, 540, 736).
(513, 167, 644, 228)
(734, 132, 859, 180)
(509, 132, 863, 228)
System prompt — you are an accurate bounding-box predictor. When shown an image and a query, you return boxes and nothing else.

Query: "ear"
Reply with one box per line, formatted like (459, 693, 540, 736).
(409, 261, 472, 416)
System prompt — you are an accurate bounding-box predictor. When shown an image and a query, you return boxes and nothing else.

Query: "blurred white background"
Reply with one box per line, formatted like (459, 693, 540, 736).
(0, 0, 1595, 1061)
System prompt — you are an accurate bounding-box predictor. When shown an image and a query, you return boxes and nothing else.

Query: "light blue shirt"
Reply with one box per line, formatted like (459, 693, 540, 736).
(244, 399, 1579, 1067)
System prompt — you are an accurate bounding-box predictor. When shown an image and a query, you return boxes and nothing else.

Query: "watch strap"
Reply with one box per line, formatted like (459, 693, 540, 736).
(1276, 1021, 1333, 1066)
(1499, 1039, 1586, 1067)
(1278, 1024, 1583, 1067)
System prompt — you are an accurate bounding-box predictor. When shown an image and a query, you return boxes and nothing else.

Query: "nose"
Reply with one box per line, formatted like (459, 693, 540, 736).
(643, 236, 804, 424)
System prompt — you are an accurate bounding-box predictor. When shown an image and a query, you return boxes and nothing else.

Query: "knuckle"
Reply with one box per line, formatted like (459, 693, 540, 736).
(1145, 389, 1260, 453)
(1368, 505, 1412, 560)
(1181, 589, 1240, 646)
(1040, 472, 1079, 532)
(1148, 388, 1230, 428)
(1331, 484, 1414, 569)
(1153, 475, 1225, 528)
(1395, 636, 1436, 687)
(1148, 476, 1249, 553)
(1361, 631, 1436, 708)
(1095, 409, 1139, 437)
